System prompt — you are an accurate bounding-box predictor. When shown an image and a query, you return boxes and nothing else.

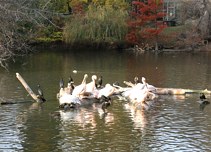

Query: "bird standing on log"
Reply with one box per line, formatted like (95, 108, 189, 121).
(134, 76, 139, 85)
(60, 78, 64, 89)
(97, 75, 103, 88)
(37, 84, 46, 102)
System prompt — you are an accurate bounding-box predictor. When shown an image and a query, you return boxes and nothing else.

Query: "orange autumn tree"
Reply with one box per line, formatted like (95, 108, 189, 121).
(126, 0, 167, 50)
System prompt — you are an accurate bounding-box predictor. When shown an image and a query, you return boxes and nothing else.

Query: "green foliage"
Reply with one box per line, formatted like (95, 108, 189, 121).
(88, 0, 129, 9)
(63, 6, 129, 44)
(36, 32, 63, 42)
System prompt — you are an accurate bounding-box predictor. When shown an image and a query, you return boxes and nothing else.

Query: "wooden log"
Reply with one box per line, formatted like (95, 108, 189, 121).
(0, 97, 16, 105)
(16, 73, 40, 102)
(123, 81, 135, 87)
(0, 100, 30, 105)
(122, 81, 211, 95)
(122, 80, 211, 95)
(156, 88, 211, 95)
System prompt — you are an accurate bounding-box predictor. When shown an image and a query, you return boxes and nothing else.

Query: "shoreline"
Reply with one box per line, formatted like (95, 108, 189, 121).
(31, 40, 211, 53)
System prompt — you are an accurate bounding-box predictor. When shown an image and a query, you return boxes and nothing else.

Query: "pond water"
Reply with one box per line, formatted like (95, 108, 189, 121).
(0, 47, 211, 152)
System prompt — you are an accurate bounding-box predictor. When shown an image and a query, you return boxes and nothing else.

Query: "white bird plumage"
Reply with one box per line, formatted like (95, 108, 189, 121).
(97, 83, 116, 98)
(72, 74, 88, 98)
(59, 94, 81, 105)
(141, 77, 156, 93)
(86, 75, 97, 93)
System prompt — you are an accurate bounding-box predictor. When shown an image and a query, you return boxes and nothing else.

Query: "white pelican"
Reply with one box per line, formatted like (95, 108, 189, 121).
(86, 75, 97, 93)
(141, 77, 157, 93)
(72, 74, 88, 98)
(121, 78, 157, 105)
(59, 94, 81, 105)
(121, 83, 145, 99)
(97, 83, 116, 98)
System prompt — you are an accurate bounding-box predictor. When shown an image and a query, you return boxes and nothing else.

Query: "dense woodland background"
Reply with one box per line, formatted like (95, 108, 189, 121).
(0, 0, 211, 68)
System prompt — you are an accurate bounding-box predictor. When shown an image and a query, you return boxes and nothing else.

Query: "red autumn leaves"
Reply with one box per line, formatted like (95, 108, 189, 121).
(126, 0, 167, 45)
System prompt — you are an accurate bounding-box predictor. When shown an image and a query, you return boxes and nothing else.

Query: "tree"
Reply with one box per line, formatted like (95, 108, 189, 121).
(175, 0, 211, 50)
(126, 0, 166, 50)
(196, 0, 211, 39)
(0, 0, 66, 69)
(63, 1, 129, 45)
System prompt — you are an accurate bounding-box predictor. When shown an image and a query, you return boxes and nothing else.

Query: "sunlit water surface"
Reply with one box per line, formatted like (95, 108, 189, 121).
(0, 48, 211, 152)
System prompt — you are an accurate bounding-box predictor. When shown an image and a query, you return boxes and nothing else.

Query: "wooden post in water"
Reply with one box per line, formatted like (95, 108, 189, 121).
(16, 73, 40, 102)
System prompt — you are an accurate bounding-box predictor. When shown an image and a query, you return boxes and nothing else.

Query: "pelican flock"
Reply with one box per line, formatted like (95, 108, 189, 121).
(15, 72, 211, 113)
(57, 74, 158, 111)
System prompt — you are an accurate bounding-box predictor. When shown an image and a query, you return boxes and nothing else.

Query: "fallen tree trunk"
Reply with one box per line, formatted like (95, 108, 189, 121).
(123, 80, 211, 95)
(16, 73, 41, 102)
(0, 100, 30, 105)
(0, 99, 17, 105)
(156, 88, 211, 95)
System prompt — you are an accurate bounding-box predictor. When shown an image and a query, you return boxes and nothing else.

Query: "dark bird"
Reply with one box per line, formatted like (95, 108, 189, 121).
(134, 76, 139, 85)
(60, 78, 64, 89)
(37, 84, 43, 96)
(68, 76, 74, 90)
(68, 76, 74, 84)
(100, 95, 111, 113)
(200, 93, 206, 100)
(37, 85, 46, 102)
(97, 75, 103, 88)
(198, 93, 210, 105)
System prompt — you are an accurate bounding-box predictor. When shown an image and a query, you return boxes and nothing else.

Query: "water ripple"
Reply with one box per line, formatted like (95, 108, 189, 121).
(0, 105, 26, 152)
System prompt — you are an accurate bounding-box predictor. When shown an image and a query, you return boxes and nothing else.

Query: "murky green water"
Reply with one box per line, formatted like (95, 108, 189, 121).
(0, 48, 211, 152)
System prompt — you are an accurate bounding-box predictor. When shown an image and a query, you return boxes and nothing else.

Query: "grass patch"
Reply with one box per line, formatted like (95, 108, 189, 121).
(162, 25, 188, 34)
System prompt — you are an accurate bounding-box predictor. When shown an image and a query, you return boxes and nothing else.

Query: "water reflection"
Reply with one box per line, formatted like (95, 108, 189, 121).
(59, 103, 114, 128)
(28, 102, 44, 111)
(124, 103, 147, 132)
(60, 108, 97, 128)
(57, 103, 114, 151)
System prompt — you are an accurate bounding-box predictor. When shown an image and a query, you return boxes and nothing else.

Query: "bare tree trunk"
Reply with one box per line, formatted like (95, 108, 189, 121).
(197, 0, 211, 39)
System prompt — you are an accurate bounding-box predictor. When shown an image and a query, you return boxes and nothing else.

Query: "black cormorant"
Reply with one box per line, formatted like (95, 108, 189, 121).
(200, 93, 206, 100)
(134, 76, 139, 85)
(97, 75, 103, 88)
(199, 93, 210, 105)
(100, 95, 111, 113)
(68, 76, 74, 84)
(60, 78, 64, 89)
(37, 84, 46, 102)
